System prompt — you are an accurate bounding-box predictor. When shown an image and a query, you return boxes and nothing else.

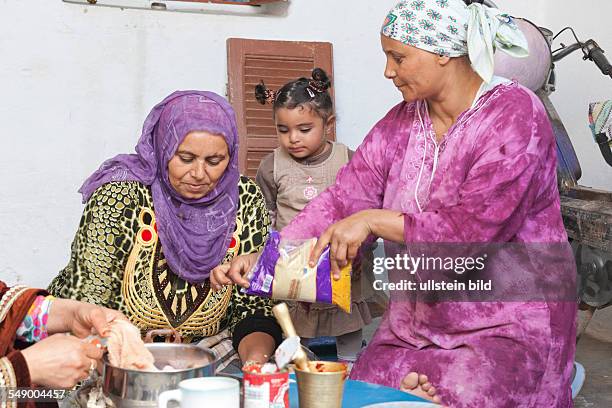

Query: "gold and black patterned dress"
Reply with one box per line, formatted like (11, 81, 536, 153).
(49, 176, 281, 369)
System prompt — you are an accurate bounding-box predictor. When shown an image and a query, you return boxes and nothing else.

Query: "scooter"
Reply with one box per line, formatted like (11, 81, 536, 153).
(498, 17, 612, 311)
(469, 0, 612, 399)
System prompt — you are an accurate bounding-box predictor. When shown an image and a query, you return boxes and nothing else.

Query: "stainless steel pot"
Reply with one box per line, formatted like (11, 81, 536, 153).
(102, 343, 217, 408)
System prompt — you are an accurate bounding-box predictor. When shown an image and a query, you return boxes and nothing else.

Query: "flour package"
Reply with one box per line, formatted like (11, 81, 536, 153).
(243, 231, 351, 313)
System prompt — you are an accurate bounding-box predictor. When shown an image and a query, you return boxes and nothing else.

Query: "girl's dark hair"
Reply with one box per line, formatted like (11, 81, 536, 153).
(255, 68, 334, 122)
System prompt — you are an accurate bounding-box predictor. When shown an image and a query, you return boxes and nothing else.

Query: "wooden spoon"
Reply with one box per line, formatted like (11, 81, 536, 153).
(272, 303, 310, 372)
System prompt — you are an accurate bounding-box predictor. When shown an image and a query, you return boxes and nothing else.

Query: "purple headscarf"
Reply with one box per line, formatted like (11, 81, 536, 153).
(79, 91, 240, 283)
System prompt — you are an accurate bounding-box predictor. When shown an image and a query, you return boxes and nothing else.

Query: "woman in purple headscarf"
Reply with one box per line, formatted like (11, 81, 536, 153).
(214, 0, 577, 406)
(49, 91, 282, 372)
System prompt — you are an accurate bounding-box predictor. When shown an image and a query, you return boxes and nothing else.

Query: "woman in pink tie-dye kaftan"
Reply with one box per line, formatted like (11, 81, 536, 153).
(281, 81, 577, 407)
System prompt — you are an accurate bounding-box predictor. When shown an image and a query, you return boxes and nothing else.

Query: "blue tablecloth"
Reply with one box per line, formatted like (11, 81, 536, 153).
(288, 375, 427, 408)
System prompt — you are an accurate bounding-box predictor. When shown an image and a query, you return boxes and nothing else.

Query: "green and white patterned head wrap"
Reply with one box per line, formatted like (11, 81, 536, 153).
(381, 0, 529, 82)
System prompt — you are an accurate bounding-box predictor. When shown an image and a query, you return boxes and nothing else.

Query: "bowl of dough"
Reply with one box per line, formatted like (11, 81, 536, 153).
(101, 321, 217, 408)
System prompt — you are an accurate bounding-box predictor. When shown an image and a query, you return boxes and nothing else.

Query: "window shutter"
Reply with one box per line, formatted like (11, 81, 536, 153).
(227, 38, 334, 178)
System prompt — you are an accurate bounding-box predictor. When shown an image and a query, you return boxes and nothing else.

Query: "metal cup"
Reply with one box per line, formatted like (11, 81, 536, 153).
(294, 361, 347, 408)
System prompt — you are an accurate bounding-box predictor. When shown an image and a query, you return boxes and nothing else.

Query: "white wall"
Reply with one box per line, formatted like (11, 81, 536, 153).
(1, 0, 611, 288)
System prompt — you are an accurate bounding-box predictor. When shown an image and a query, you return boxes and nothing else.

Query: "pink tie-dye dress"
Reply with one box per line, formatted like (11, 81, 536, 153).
(282, 82, 577, 407)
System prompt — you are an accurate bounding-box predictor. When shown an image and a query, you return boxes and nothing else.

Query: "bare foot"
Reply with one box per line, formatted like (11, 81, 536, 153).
(400, 372, 443, 405)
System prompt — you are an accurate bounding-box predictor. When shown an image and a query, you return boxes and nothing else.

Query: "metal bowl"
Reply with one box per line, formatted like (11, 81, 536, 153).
(102, 343, 217, 408)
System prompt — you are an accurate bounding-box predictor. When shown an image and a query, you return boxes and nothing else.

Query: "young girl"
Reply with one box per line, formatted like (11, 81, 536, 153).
(254, 68, 374, 364)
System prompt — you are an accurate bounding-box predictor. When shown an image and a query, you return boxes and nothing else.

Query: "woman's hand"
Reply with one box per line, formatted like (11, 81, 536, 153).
(309, 210, 374, 280)
(71, 302, 127, 338)
(309, 209, 406, 279)
(211, 252, 259, 290)
(47, 298, 127, 338)
(21, 334, 103, 388)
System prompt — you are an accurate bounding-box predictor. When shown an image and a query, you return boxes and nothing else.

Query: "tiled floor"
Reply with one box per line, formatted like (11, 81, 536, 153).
(574, 334, 612, 408)
(575, 307, 612, 407)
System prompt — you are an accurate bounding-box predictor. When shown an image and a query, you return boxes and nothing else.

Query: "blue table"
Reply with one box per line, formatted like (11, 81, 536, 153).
(288, 375, 428, 408)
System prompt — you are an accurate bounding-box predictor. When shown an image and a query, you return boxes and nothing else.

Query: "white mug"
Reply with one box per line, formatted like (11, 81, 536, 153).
(158, 377, 240, 408)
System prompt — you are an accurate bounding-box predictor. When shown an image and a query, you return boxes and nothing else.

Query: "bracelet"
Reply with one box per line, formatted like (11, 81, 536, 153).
(15, 295, 55, 343)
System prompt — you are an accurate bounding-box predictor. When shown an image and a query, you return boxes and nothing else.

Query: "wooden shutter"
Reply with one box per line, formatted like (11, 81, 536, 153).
(227, 38, 334, 178)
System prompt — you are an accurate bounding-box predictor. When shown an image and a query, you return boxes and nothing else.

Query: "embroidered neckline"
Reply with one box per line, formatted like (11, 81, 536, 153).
(416, 80, 518, 148)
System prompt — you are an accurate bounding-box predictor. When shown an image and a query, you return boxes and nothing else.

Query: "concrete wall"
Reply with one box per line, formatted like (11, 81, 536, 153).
(1, 0, 610, 287)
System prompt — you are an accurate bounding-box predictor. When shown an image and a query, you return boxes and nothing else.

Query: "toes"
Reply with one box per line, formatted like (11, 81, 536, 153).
(399, 373, 442, 405)
(418, 373, 429, 385)
(400, 372, 420, 390)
